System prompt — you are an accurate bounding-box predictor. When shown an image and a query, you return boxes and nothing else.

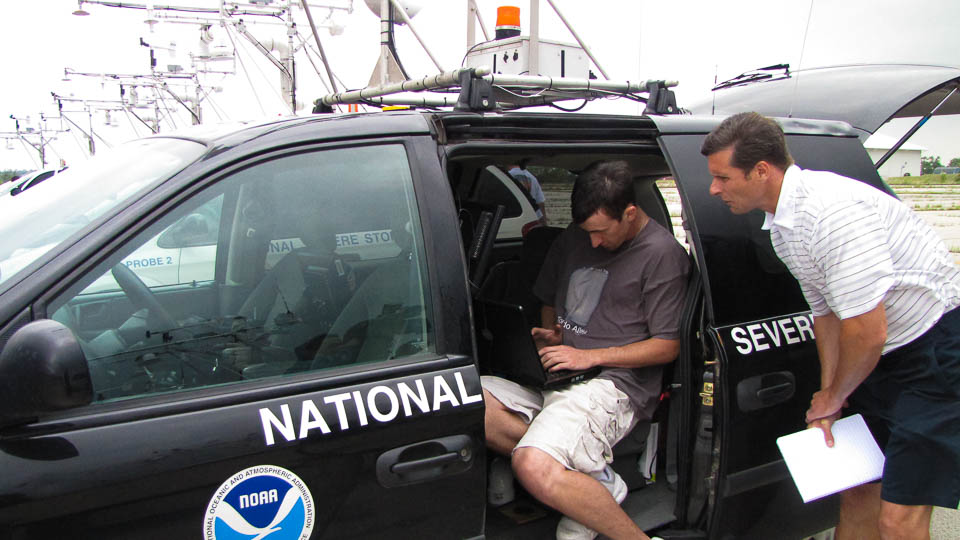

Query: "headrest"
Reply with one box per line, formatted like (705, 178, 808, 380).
(299, 211, 337, 253)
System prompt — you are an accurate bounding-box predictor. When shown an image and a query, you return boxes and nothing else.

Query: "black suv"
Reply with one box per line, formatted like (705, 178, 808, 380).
(0, 108, 888, 539)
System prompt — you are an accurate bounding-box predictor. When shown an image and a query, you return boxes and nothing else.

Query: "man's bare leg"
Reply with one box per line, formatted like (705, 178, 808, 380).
(483, 389, 529, 455)
(836, 483, 881, 540)
(512, 446, 650, 540)
(878, 501, 932, 540)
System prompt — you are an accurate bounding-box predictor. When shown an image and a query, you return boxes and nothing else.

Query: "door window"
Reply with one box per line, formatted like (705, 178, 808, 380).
(81, 196, 224, 294)
(49, 143, 434, 403)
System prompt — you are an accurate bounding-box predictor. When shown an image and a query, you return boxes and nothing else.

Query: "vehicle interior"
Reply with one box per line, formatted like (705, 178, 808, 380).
(447, 147, 708, 537)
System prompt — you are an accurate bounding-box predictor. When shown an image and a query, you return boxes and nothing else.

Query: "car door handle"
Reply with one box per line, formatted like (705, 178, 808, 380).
(756, 382, 792, 401)
(390, 451, 461, 475)
(376, 434, 475, 488)
(737, 371, 796, 412)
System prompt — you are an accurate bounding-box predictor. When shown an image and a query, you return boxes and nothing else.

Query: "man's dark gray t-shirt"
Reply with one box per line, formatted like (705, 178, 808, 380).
(533, 220, 690, 417)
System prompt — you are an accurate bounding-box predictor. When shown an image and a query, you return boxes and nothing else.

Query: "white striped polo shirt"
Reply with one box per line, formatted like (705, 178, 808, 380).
(762, 165, 960, 354)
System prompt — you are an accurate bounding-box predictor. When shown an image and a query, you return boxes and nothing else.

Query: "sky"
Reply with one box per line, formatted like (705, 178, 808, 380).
(1, 0, 958, 170)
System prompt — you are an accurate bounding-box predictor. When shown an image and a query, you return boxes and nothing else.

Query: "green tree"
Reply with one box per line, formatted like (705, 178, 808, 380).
(0, 169, 28, 184)
(922, 155, 943, 175)
(949, 157, 960, 168)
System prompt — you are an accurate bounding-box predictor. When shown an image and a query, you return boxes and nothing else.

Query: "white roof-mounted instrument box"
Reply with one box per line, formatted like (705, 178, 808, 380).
(464, 36, 590, 80)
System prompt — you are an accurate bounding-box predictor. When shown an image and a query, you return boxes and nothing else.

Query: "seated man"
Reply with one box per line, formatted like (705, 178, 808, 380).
(482, 161, 689, 540)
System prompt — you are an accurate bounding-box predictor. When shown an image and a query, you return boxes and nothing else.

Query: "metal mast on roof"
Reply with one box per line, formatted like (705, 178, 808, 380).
(319, 0, 679, 113)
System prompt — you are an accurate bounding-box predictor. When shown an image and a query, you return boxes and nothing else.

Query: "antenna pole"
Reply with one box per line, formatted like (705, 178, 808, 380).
(467, 0, 476, 49)
(300, 0, 339, 93)
(472, 0, 490, 41)
(529, 0, 539, 76)
(389, 0, 444, 73)
(544, 0, 609, 80)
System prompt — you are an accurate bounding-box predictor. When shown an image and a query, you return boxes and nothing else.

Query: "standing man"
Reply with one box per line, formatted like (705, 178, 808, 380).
(483, 160, 689, 540)
(702, 112, 960, 539)
(509, 164, 548, 224)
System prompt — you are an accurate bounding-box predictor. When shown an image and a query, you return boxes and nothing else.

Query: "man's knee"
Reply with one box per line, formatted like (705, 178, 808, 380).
(511, 446, 550, 479)
(877, 501, 931, 540)
(512, 447, 563, 498)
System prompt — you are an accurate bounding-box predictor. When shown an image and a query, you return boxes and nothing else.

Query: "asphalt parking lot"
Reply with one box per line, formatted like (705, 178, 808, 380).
(896, 185, 960, 264)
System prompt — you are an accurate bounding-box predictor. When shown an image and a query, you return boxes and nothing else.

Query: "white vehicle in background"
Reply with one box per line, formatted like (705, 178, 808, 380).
(79, 163, 538, 294)
(2, 168, 68, 198)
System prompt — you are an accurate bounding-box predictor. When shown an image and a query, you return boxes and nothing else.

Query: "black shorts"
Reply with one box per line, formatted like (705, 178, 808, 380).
(848, 307, 960, 508)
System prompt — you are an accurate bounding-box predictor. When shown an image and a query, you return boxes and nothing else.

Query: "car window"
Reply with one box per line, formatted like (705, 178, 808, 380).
(80, 196, 224, 294)
(0, 138, 205, 290)
(157, 196, 223, 249)
(48, 143, 434, 404)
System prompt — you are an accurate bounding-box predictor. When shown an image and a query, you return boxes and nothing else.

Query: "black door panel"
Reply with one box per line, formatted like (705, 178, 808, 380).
(663, 131, 882, 538)
(0, 365, 485, 539)
(0, 135, 487, 538)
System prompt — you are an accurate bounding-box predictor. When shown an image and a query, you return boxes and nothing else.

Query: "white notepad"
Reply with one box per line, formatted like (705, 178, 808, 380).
(776, 414, 885, 503)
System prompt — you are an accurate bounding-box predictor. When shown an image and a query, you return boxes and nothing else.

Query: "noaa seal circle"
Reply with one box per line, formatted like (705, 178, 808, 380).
(204, 465, 314, 540)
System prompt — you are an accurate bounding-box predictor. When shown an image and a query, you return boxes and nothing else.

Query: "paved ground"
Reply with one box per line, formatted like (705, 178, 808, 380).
(896, 185, 960, 264)
(931, 505, 960, 539)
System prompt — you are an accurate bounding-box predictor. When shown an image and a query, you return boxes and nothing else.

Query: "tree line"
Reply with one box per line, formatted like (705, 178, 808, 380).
(922, 156, 960, 175)
(1, 169, 29, 184)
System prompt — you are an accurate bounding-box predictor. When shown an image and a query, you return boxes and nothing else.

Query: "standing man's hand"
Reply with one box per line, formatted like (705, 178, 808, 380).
(806, 388, 847, 447)
(806, 412, 843, 448)
(531, 324, 562, 350)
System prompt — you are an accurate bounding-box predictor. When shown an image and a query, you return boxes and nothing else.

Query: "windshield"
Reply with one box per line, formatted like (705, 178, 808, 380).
(0, 138, 206, 289)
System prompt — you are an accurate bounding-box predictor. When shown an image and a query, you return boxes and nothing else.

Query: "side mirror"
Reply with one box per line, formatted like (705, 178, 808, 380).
(0, 320, 92, 427)
(157, 212, 214, 248)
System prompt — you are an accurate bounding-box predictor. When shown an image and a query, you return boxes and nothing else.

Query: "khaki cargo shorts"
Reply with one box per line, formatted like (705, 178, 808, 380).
(482, 375, 639, 475)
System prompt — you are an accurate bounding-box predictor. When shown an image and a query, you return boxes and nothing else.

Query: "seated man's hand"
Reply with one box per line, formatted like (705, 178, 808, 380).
(531, 324, 562, 349)
(539, 344, 595, 372)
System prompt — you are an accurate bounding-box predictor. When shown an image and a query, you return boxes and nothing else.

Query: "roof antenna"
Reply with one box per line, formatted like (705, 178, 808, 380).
(789, 0, 816, 118)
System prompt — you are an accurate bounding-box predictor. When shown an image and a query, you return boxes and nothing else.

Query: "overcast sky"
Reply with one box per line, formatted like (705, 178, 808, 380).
(1, 0, 958, 170)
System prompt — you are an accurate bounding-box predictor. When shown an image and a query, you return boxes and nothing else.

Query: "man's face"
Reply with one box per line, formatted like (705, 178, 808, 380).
(580, 207, 635, 251)
(707, 146, 764, 214)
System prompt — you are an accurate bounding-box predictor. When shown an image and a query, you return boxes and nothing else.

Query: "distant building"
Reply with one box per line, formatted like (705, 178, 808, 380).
(863, 133, 924, 177)
(933, 167, 960, 175)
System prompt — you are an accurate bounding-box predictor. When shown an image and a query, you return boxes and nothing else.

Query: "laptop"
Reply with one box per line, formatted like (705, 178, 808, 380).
(477, 299, 599, 389)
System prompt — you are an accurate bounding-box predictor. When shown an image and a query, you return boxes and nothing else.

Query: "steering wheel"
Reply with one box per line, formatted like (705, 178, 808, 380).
(111, 263, 178, 330)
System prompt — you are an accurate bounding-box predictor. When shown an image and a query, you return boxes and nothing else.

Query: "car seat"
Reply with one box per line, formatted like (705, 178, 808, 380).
(311, 209, 427, 369)
(238, 211, 354, 374)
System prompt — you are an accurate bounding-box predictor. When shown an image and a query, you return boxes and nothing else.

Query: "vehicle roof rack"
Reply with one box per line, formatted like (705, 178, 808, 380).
(313, 66, 680, 115)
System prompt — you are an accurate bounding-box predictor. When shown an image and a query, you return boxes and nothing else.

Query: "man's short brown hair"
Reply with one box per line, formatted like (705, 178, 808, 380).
(700, 112, 794, 173)
(571, 160, 635, 224)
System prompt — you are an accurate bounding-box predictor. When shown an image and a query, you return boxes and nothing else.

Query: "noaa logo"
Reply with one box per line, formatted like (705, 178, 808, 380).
(204, 465, 314, 540)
